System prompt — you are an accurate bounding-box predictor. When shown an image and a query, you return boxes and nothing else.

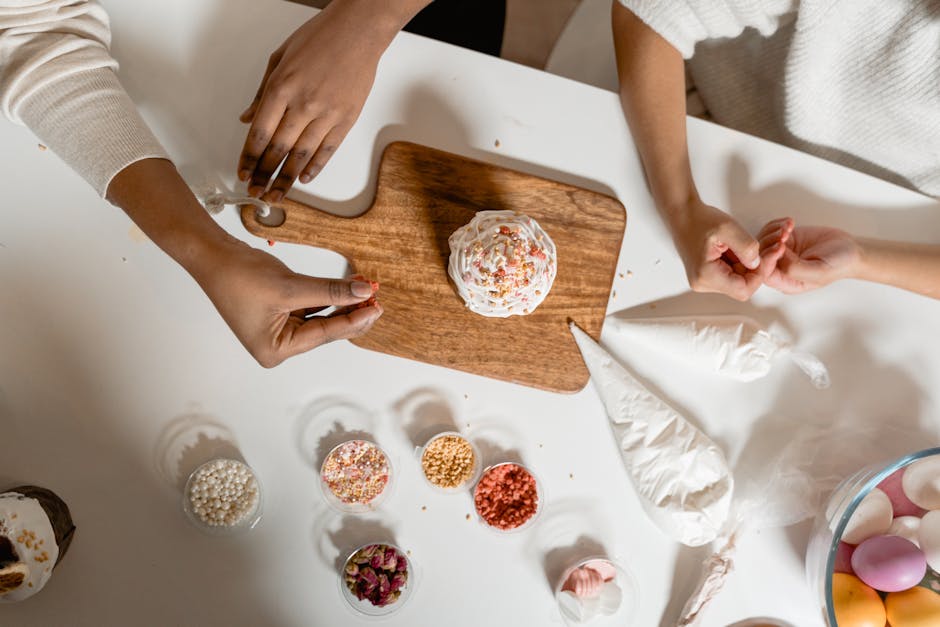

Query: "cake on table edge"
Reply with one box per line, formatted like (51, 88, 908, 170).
(447, 210, 558, 318)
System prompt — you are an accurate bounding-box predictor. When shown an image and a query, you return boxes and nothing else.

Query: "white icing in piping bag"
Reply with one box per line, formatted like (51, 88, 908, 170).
(570, 323, 733, 547)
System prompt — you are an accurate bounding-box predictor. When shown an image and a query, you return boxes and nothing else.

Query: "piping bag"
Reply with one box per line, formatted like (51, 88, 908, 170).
(569, 322, 733, 547)
(570, 323, 815, 625)
(605, 315, 830, 388)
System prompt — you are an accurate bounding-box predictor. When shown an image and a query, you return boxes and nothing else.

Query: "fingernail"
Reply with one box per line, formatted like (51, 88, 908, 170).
(746, 257, 761, 270)
(248, 186, 262, 197)
(299, 174, 312, 184)
(266, 190, 283, 203)
(238, 170, 250, 181)
(351, 281, 373, 298)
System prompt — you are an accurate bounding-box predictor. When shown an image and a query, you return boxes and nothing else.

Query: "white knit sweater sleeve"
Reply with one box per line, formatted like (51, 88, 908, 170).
(0, 0, 168, 196)
(617, 0, 797, 58)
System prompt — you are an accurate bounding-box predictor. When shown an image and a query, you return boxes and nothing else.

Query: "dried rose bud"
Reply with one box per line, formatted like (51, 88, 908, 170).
(390, 572, 406, 591)
(345, 561, 359, 576)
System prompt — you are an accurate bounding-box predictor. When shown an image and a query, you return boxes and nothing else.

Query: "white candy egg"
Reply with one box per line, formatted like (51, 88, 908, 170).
(842, 488, 894, 545)
(902, 457, 940, 510)
(918, 510, 940, 572)
(888, 516, 923, 547)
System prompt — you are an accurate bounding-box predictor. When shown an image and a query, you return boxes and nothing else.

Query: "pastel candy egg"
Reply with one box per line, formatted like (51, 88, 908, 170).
(851, 535, 926, 592)
(831, 573, 886, 627)
(917, 510, 940, 572)
(879, 467, 927, 517)
(902, 456, 940, 510)
(842, 488, 894, 545)
(889, 516, 923, 547)
(834, 541, 856, 574)
(886, 586, 940, 627)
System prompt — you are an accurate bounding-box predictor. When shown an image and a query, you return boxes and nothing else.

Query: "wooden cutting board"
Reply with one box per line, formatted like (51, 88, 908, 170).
(241, 142, 626, 393)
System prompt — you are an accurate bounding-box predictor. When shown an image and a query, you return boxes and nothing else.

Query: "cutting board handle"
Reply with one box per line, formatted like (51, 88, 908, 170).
(239, 197, 362, 257)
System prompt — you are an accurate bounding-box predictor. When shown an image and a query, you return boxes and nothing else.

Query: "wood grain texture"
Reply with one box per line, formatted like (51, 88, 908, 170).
(241, 142, 626, 392)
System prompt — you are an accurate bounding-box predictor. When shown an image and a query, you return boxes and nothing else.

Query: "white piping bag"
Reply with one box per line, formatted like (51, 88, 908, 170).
(570, 323, 733, 547)
(605, 315, 830, 388)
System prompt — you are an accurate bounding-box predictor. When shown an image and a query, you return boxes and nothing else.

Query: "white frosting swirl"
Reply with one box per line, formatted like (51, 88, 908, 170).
(0, 492, 60, 602)
(447, 210, 557, 317)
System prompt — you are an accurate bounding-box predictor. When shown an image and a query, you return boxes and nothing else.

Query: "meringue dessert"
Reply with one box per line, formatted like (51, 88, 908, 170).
(448, 210, 557, 318)
(0, 486, 75, 602)
(557, 559, 623, 624)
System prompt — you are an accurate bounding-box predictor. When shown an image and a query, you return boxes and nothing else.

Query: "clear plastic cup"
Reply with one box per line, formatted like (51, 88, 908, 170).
(473, 462, 543, 533)
(339, 542, 415, 618)
(805, 447, 940, 625)
(319, 439, 395, 514)
(182, 458, 263, 535)
(417, 431, 482, 494)
(554, 556, 638, 627)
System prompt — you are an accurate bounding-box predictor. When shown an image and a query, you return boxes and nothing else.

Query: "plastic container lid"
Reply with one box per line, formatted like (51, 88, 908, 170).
(554, 557, 638, 627)
(473, 462, 543, 534)
(339, 542, 415, 618)
(182, 458, 263, 535)
(319, 439, 395, 514)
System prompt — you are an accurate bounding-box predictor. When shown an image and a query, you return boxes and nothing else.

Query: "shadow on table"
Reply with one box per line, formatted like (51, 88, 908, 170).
(725, 154, 940, 241)
(315, 514, 400, 574)
(282, 84, 620, 220)
(153, 411, 245, 492)
(393, 387, 459, 449)
(736, 321, 938, 565)
(293, 395, 376, 470)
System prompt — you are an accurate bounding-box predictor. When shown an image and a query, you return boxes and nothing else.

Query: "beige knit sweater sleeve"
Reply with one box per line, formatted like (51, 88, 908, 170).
(0, 0, 168, 196)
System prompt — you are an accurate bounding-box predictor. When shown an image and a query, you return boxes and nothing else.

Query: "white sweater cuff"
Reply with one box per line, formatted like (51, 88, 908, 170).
(17, 67, 169, 196)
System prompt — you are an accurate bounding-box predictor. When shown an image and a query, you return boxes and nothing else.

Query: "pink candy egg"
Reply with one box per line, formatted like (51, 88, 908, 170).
(561, 566, 605, 598)
(879, 467, 928, 518)
(851, 535, 926, 592)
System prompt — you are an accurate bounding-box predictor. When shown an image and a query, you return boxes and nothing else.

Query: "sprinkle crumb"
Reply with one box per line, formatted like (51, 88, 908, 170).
(407, 550, 412, 556)
(654, 259, 661, 266)
(37, 144, 47, 151)
(569, 473, 574, 479)
(627, 270, 633, 277)
(466, 422, 470, 428)
(494, 139, 501, 148)
(121, 257, 127, 262)
(612, 290, 617, 298)
(466, 514, 471, 521)
(28, 582, 33, 587)
(464, 394, 469, 400)
(421, 506, 427, 511)
(618, 273, 624, 279)
(538, 443, 543, 448)
(267, 240, 275, 247)
(650, 304, 658, 309)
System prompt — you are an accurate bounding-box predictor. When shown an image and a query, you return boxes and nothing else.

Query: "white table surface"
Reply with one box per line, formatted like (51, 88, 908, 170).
(2, 1, 940, 625)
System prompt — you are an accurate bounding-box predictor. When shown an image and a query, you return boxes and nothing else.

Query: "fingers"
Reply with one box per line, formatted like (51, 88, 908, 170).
(299, 124, 349, 184)
(715, 221, 761, 270)
(282, 304, 382, 358)
(263, 117, 333, 202)
(248, 115, 306, 197)
(286, 275, 377, 310)
(757, 217, 794, 240)
(690, 261, 760, 302)
(238, 94, 287, 184)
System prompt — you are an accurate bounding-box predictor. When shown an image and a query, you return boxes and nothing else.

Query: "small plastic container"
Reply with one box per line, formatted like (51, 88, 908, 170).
(339, 542, 415, 618)
(554, 557, 638, 627)
(417, 431, 482, 494)
(805, 447, 940, 625)
(473, 462, 543, 533)
(319, 439, 395, 514)
(182, 458, 263, 535)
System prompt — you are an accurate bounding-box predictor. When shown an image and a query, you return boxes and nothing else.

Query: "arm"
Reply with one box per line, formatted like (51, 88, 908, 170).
(238, 0, 434, 202)
(611, 3, 782, 300)
(758, 219, 940, 299)
(2, 1, 381, 366)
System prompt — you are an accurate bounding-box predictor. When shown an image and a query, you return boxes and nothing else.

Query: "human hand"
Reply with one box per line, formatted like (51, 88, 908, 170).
(670, 201, 786, 301)
(194, 237, 382, 367)
(237, 4, 391, 202)
(757, 218, 862, 294)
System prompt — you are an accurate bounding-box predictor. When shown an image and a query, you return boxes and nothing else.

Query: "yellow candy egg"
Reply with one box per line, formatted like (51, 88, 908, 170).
(831, 573, 886, 627)
(886, 586, 940, 627)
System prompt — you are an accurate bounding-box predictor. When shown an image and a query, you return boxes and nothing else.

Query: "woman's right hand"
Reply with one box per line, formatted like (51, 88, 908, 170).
(670, 200, 786, 301)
